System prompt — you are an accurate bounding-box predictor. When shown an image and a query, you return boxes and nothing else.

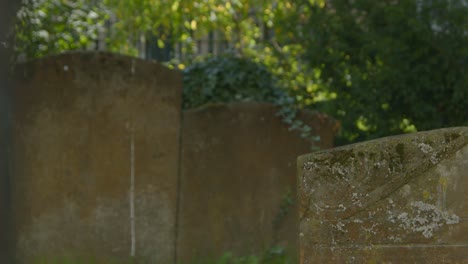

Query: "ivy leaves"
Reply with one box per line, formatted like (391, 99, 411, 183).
(183, 55, 320, 147)
(182, 54, 284, 109)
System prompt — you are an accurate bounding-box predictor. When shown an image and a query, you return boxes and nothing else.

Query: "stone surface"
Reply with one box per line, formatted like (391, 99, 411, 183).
(298, 127, 468, 263)
(12, 52, 182, 263)
(177, 102, 339, 263)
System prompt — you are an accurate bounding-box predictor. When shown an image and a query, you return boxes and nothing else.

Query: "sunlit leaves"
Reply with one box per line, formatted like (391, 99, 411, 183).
(15, 0, 109, 59)
(99, 0, 331, 112)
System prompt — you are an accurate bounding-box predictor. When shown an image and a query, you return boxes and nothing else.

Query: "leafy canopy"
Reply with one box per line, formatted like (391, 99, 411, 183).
(298, 0, 468, 143)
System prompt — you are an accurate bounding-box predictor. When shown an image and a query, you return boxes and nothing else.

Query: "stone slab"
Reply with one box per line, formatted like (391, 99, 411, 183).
(12, 52, 182, 263)
(298, 127, 468, 263)
(178, 102, 338, 263)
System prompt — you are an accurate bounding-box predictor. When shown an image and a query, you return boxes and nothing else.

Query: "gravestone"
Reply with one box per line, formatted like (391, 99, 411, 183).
(298, 127, 468, 263)
(12, 52, 182, 263)
(178, 102, 339, 263)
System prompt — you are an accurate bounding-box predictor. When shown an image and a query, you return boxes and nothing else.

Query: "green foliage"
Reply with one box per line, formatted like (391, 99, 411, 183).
(182, 54, 286, 109)
(182, 55, 320, 145)
(15, 0, 109, 60)
(192, 250, 295, 264)
(104, 0, 279, 58)
(299, 0, 468, 143)
(261, 247, 295, 264)
(272, 188, 294, 232)
(103, 0, 329, 109)
(193, 253, 259, 264)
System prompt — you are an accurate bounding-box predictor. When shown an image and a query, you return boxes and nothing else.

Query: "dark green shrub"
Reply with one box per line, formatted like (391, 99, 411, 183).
(302, 0, 468, 144)
(182, 54, 320, 146)
(182, 55, 287, 109)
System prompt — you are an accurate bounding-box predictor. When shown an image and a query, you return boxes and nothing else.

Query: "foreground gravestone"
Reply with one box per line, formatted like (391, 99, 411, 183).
(12, 52, 182, 263)
(298, 127, 468, 263)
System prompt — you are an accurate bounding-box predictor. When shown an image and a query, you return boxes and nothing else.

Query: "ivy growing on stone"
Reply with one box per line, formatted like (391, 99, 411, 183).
(182, 54, 320, 147)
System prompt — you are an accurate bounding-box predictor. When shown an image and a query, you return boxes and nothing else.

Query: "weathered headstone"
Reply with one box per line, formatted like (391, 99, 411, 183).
(298, 127, 468, 263)
(12, 52, 182, 263)
(178, 102, 338, 263)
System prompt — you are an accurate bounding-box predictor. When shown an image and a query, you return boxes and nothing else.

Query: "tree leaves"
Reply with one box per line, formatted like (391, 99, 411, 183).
(301, 0, 468, 143)
(15, 0, 109, 59)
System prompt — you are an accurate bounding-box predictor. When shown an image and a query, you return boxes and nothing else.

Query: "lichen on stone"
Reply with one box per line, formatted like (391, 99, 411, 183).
(390, 201, 459, 238)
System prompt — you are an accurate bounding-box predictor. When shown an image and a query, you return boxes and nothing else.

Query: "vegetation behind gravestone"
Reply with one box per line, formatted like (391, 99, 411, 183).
(182, 54, 320, 146)
(14, 0, 468, 146)
(14, 0, 110, 60)
(299, 0, 468, 144)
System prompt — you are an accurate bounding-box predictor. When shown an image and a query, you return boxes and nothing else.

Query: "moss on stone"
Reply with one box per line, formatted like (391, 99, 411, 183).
(444, 132, 461, 143)
(329, 149, 355, 166)
(396, 143, 405, 158)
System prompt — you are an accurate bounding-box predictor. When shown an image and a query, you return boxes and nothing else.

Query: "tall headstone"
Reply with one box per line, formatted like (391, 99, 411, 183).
(12, 52, 182, 263)
(298, 127, 468, 263)
(178, 102, 338, 263)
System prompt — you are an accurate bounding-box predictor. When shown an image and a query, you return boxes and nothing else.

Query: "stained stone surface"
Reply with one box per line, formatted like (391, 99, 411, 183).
(12, 52, 182, 263)
(178, 102, 338, 263)
(298, 127, 468, 263)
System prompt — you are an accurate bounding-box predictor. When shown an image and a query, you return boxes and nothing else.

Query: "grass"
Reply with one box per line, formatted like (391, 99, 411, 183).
(188, 247, 296, 264)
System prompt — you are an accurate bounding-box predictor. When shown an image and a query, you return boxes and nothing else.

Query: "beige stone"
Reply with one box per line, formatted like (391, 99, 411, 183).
(12, 52, 182, 263)
(178, 102, 338, 263)
(298, 127, 468, 263)
(11, 52, 341, 263)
